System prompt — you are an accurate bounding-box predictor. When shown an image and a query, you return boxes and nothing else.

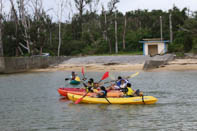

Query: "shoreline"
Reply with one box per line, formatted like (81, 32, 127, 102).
(30, 58, 197, 72)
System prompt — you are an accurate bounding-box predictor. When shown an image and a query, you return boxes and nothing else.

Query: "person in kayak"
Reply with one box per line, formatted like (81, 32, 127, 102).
(89, 78, 94, 84)
(120, 83, 134, 97)
(114, 76, 129, 89)
(83, 80, 94, 92)
(120, 83, 143, 97)
(83, 79, 99, 93)
(107, 77, 129, 90)
(119, 79, 129, 88)
(96, 86, 107, 98)
(71, 71, 76, 80)
(116, 76, 122, 87)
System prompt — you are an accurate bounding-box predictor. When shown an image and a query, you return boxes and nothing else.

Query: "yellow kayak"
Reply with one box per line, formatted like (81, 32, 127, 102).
(67, 93, 158, 104)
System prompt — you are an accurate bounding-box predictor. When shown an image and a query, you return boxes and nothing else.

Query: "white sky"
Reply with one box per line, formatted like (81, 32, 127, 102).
(115, 0, 197, 13)
(45, 0, 197, 21)
(3, 0, 197, 21)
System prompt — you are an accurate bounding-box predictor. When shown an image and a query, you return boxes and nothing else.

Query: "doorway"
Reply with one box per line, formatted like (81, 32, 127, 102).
(148, 45, 158, 56)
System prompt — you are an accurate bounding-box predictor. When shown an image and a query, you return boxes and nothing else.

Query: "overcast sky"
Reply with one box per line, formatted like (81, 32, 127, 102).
(43, 0, 197, 12)
(3, 0, 197, 21)
(117, 0, 197, 12)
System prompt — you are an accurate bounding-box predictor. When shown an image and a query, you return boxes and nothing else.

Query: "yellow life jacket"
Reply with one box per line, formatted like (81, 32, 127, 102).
(126, 87, 134, 96)
(75, 76, 80, 82)
(93, 89, 98, 93)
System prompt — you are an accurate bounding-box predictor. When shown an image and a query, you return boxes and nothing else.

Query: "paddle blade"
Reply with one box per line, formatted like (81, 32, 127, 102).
(129, 72, 139, 79)
(75, 97, 83, 104)
(101, 72, 109, 80)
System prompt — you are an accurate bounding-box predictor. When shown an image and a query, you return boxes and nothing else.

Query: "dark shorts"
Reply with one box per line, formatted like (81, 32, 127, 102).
(135, 89, 140, 96)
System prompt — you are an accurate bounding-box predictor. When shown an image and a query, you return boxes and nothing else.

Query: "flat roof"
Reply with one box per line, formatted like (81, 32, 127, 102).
(139, 40, 169, 43)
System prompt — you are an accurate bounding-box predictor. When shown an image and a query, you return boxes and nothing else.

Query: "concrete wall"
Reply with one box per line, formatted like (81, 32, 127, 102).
(0, 56, 71, 74)
(144, 42, 166, 55)
(0, 57, 5, 72)
(143, 60, 166, 70)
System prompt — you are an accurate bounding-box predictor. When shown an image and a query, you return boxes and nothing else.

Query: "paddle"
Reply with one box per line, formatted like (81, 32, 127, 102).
(98, 72, 109, 83)
(105, 97, 111, 104)
(125, 72, 139, 79)
(74, 91, 89, 104)
(81, 67, 87, 81)
(75, 72, 109, 104)
(104, 72, 139, 84)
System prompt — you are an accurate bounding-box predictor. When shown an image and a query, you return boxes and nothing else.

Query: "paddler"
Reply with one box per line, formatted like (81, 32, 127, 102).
(83, 80, 94, 92)
(107, 77, 129, 90)
(91, 86, 107, 98)
(120, 83, 143, 97)
(71, 71, 76, 80)
(83, 78, 99, 93)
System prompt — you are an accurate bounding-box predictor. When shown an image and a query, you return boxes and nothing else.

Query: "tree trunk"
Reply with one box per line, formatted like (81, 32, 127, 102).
(58, 21, 61, 56)
(10, 0, 20, 56)
(0, 22, 3, 57)
(122, 14, 127, 50)
(50, 31, 52, 45)
(108, 38, 112, 54)
(169, 13, 173, 43)
(19, 0, 31, 54)
(115, 11, 118, 53)
(104, 11, 108, 41)
(160, 16, 163, 41)
(79, 2, 83, 39)
(40, 46, 42, 55)
(0, 0, 3, 56)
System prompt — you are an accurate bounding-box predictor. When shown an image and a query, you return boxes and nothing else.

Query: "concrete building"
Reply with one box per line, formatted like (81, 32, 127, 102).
(139, 38, 169, 56)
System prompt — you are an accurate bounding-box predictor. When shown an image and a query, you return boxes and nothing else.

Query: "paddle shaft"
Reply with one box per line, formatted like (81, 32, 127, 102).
(75, 71, 109, 104)
(82, 67, 85, 79)
(105, 97, 111, 104)
(75, 91, 89, 104)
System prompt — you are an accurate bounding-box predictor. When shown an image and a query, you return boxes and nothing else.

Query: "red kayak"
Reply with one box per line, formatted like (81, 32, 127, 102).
(58, 88, 85, 97)
(57, 87, 123, 97)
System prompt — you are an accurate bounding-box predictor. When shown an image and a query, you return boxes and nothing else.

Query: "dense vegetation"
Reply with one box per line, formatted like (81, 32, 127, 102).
(1, 0, 197, 57)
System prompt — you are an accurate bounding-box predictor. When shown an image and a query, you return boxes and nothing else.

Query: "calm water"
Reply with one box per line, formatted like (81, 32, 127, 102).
(0, 71, 197, 131)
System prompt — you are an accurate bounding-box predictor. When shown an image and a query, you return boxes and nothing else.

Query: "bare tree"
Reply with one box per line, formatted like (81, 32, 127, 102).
(160, 16, 163, 41)
(101, 5, 108, 42)
(115, 10, 118, 53)
(10, 0, 20, 56)
(9, 0, 33, 55)
(88, 0, 99, 13)
(31, 0, 43, 55)
(56, 0, 67, 56)
(0, 0, 3, 56)
(107, 0, 119, 53)
(18, 0, 31, 54)
(169, 13, 173, 43)
(74, 0, 92, 38)
(107, 0, 119, 14)
(122, 13, 127, 49)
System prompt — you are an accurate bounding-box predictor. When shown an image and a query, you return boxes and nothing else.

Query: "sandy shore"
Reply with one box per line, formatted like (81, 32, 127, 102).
(30, 58, 197, 72)
(152, 58, 197, 71)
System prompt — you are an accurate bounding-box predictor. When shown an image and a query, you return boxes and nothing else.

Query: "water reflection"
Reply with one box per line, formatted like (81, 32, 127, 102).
(59, 97, 70, 102)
